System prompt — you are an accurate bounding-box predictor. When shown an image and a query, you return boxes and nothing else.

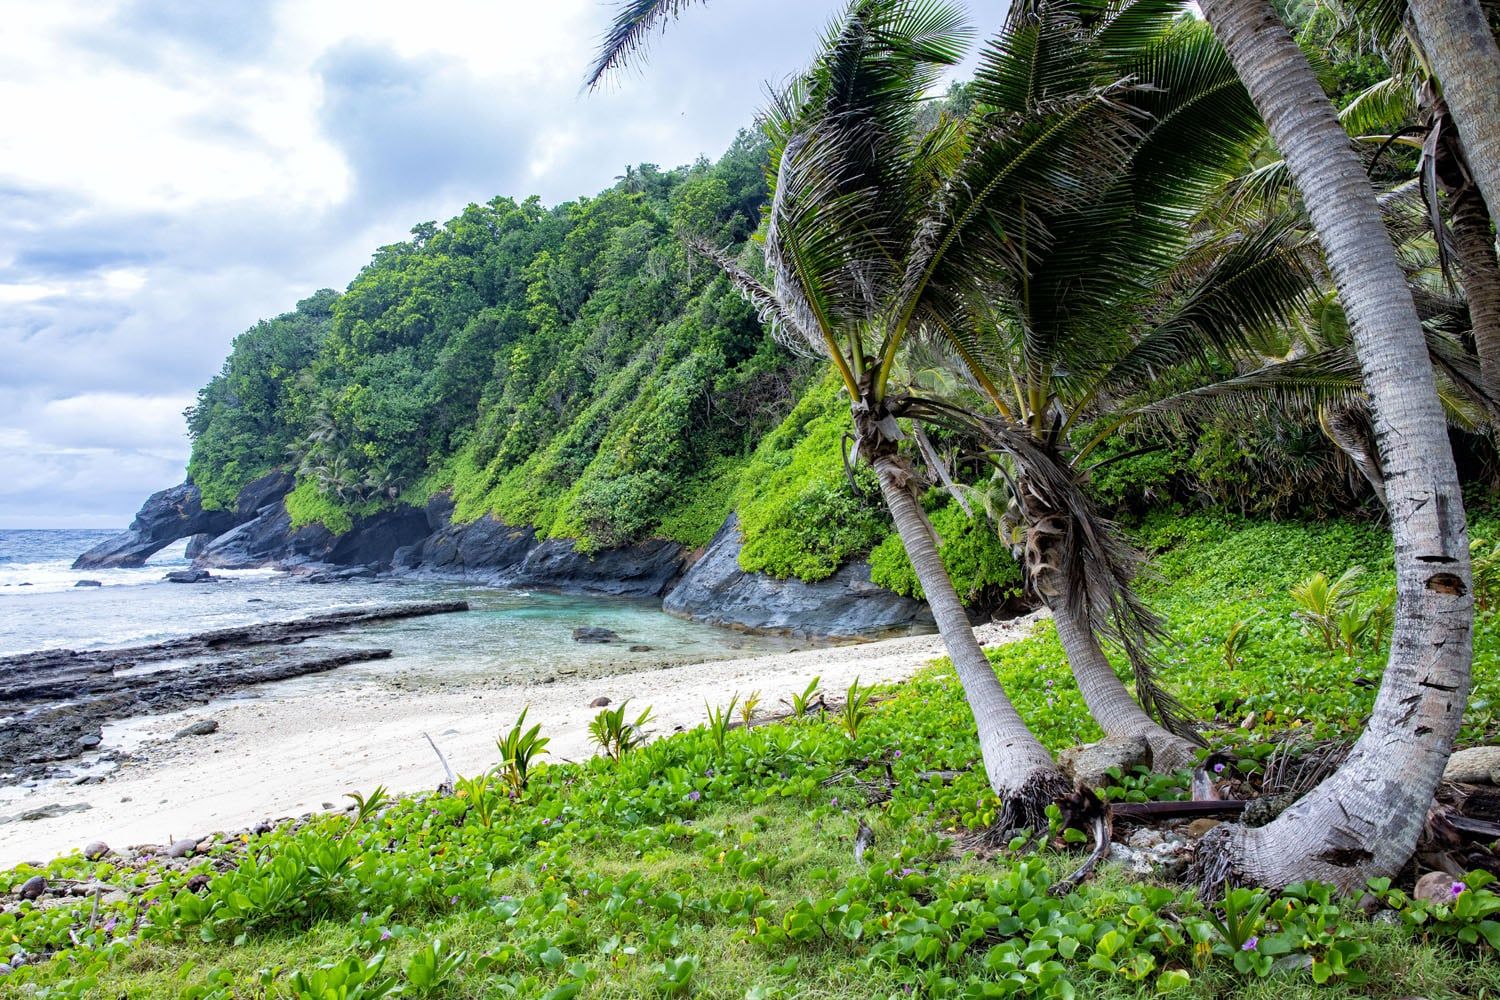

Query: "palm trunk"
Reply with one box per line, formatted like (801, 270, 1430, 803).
(1406, 0, 1500, 231)
(1451, 184, 1500, 400)
(1046, 591, 1200, 772)
(870, 449, 1069, 824)
(1195, 0, 1474, 890)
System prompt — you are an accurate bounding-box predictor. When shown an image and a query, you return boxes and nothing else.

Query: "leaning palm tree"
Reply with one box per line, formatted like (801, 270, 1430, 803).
(689, 0, 1077, 823)
(1190, 0, 1474, 891)
(585, 0, 712, 89)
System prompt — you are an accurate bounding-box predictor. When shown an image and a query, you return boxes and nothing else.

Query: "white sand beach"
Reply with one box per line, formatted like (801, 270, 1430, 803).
(0, 614, 1045, 867)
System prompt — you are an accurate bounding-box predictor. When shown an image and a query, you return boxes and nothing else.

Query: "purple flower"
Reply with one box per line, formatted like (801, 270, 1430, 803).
(1451, 881, 1467, 898)
(1241, 936, 1258, 951)
(1044, 679, 1054, 689)
(541, 818, 551, 825)
(1213, 763, 1226, 775)
(900, 867, 916, 877)
(380, 929, 393, 941)
(688, 790, 701, 801)
(893, 750, 902, 760)
(449, 895, 459, 905)
(831, 797, 839, 807)
(102, 917, 117, 933)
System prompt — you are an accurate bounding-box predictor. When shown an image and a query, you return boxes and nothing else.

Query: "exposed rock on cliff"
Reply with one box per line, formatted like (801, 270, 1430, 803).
(72, 472, 293, 570)
(663, 515, 933, 639)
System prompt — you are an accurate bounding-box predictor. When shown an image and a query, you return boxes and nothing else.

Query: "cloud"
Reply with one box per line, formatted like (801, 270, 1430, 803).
(1, 0, 959, 526)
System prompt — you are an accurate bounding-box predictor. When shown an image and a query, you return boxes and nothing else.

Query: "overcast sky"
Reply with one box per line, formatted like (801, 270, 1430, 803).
(0, 0, 888, 528)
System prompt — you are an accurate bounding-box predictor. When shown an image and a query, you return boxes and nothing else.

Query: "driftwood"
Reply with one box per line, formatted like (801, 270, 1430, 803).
(423, 732, 458, 794)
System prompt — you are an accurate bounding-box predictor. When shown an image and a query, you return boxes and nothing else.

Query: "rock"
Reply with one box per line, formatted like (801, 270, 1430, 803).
(77, 733, 102, 750)
(73, 580, 102, 588)
(18, 875, 45, 900)
(185, 873, 211, 893)
(174, 720, 219, 739)
(167, 837, 200, 859)
(1057, 735, 1151, 788)
(1414, 870, 1460, 903)
(1185, 818, 1221, 838)
(73, 482, 240, 570)
(1127, 828, 1164, 851)
(82, 841, 110, 861)
(196, 500, 429, 572)
(164, 569, 216, 584)
(662, 514, 935, 638)
(589, 697, 612, 707)
(1443, 746, 1500, 785)
(4, 802, 91, 823)
(628, 644, 652, 652)
(573, 627, 622, 644)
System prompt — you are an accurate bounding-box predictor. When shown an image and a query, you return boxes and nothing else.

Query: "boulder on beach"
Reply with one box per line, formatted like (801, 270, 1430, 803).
(167, 837, 200, 859)
(174, 720, 219, 739)
(589, 697, 612, 707)
(83, 841, 110, 861)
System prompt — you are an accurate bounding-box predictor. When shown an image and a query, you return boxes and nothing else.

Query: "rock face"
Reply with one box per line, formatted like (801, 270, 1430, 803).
(392, 495, 689, 599)
(662, 515, 934, 638)
(196, 503, 429, 571)
(72, 471, 293, 570)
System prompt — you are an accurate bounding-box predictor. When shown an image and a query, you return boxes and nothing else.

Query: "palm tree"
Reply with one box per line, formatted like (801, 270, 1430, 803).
(1402, 0, 1500, 229)
(1191, 0, 1474, 890)
(690, 0, 1074, 823)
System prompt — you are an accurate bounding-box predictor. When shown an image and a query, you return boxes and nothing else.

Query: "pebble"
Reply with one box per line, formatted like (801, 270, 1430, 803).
(83, 840, 110, 861)
(18, 875, 46, 900)
(590, 697, 612, 707)
(167, 837, 200, 859)
(1185, 818, 1220, 838)
(1414, 870, 1458, 903)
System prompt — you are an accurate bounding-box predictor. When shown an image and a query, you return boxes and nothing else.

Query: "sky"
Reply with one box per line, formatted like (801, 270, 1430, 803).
(0, 0, 877, 528)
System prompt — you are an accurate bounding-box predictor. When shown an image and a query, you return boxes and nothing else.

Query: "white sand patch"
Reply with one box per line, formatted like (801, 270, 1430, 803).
(0, 614, 1045, 866)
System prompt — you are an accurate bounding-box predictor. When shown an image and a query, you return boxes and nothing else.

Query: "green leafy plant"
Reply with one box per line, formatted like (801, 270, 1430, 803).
(341, 785, 389, 842)
(1472, 537, 1499, 612)
(1335, 603, 1373, 657)
(1290, 567, 1366, 650)
(839, 679, 874, 740)
(496, 706, 550, 794)
(1363, 586, 1397, 651)
(739, 691, 761, 727)
(404, 937, 467, 994)
(790, 676, 821, 717)
(1221, 613, 1259, 668)
(1370, 872, 1500, 949)
(588, 700, 654, 762)
(1205, 886, 1270, 955)
(287, 954, 399, 999)
(705, 695, 739, 752)
(455, 773, 500, 829)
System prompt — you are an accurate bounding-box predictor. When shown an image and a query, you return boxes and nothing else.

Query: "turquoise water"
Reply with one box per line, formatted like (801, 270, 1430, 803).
(0, 530, 804, 678)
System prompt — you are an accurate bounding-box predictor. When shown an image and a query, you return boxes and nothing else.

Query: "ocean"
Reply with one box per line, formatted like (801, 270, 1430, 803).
(0, 528, 800, 679)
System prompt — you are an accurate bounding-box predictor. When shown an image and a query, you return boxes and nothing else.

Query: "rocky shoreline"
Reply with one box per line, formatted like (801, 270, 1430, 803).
(73, 474, 936, 639)
(0, 601, 468, 786)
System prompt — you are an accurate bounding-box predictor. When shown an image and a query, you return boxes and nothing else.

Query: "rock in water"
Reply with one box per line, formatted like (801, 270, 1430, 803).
(165, 569, 216, 584)
(18, 875, 46, 900)
(628, 644, 652, 652)
(74, 580, 102, 588)
(572, 626, 622, 644)
(167, 837, 200, 859)
(82, 841, 110, 861)
(174, 720, 219, 738)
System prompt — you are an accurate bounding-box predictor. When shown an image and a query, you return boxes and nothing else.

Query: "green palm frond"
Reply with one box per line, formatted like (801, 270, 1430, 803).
(584, 0, 710, 90)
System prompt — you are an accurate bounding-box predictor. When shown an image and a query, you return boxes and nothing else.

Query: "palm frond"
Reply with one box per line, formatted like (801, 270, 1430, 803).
(584, 0, 710, 90)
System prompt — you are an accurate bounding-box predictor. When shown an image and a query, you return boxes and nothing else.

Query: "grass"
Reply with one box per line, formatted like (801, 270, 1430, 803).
(4, 513, 1499, 998)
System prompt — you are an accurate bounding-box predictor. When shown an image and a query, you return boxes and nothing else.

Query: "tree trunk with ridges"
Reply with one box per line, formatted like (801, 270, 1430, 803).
(1451, 184, 1500, 401)
(1196, 0, 1474, 891)
(870, 449, 1068, 819)
(1046, 590, 1200, 772)
(1407, 0, 1500, 233)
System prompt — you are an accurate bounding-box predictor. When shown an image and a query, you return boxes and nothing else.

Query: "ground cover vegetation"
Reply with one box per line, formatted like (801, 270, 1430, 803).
(5, 514, 1499, 997)
(71, 0, 1500, 991)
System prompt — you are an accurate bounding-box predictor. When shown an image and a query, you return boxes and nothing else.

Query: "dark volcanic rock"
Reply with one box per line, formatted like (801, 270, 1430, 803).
(73, 471, 293, 570)
(394, 498, 687, 598)
(196, 502, 429, 571)
(18, 876, 46, 900)
(74, 580, 102, 588)
(663, 515, 933, 639)
(165, 569, 216, 584)
(572, 627, 622, 644)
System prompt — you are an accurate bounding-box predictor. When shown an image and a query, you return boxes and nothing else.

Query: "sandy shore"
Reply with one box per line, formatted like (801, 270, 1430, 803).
(0, 614, 1044, 867)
